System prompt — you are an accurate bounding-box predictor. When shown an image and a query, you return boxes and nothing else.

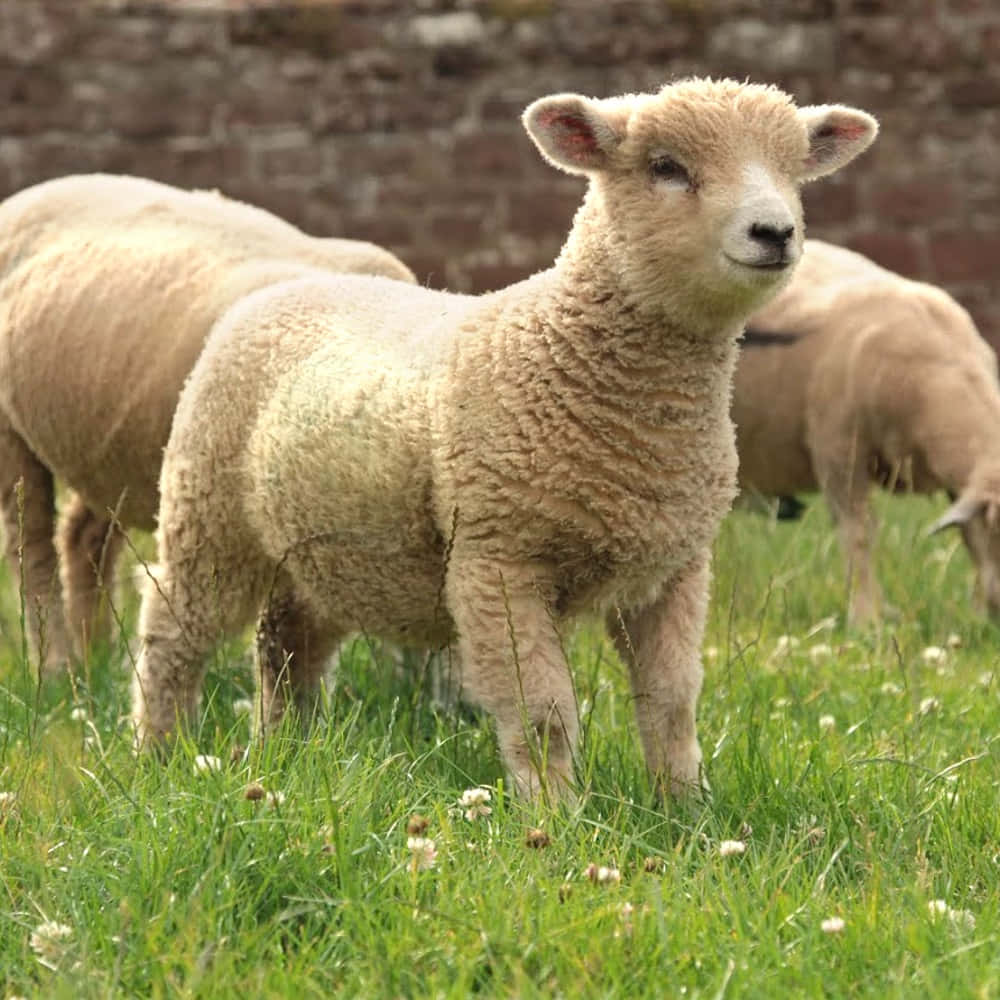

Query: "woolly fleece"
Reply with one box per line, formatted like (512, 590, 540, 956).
(0, 173, 416, 669)
(734, 238, 1000, 624)
(133, 79, 877, 797)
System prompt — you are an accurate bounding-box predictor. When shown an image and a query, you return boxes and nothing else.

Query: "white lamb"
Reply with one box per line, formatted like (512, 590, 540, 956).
(132, 78, 876, 797)
(734, 238, 1000, 625)
(0, 173, 415, 672)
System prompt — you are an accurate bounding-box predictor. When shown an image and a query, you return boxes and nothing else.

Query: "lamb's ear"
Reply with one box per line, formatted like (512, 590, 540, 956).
(523, 94, 625, 176)
(927, 494, 986, 536)
(798, 105, 879, 182)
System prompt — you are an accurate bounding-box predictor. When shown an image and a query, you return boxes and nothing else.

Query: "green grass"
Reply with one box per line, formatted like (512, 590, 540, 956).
(1, 493, 998, 998)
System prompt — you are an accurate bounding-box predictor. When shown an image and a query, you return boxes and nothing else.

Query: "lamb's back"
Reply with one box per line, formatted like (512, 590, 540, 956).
(0, 174, 409, 527)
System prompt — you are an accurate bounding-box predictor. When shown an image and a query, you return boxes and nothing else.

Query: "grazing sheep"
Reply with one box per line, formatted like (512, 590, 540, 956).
(133, 79, 876, 797)
(733, 238, 999, 625)
(0, 173, 416, 671)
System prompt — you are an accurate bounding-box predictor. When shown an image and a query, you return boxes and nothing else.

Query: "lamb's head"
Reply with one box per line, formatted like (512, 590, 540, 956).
(523, 77, 877, 331)
(929, 479, 1000, 618)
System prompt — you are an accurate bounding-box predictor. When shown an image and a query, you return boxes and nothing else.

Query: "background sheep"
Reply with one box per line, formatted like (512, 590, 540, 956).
(132, 78, 876, 798)
(0, 173, 416, 673)
(733, 238, 1000, 625)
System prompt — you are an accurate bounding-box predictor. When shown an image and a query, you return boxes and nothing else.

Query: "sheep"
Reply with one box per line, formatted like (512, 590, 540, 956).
(0, 173, 416, 672)
(733, 238, 1000, 625)
(131, 78, 877, 798)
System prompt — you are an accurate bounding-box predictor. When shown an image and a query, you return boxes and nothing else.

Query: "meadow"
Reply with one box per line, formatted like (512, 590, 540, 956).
(1, 493, 997, 998)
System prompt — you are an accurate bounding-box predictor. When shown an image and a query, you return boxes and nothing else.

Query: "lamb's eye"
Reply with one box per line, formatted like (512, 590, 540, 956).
(649, 155, 690, 186)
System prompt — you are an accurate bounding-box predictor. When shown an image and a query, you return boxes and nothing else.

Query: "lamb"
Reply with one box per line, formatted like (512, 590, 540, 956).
(0, 173, 416, 672)
(733, 238, 1000, 625)
(132, 78, 877, 797)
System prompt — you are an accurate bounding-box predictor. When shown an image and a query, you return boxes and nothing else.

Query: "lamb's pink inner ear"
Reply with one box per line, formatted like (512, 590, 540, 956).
(799, 106, 877, 180)
(538, 110, 602, 165)
(805, 120, 866, 168)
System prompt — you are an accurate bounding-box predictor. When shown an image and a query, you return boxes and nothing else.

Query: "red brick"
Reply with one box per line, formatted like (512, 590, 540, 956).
(846, 232, 924, 278)
(870, 177, 958, 226)
(452, 132, 526, 177)
(802, 181, 859, 227)
(464, 261, 534, 294)
(930, 232, 1000, 283)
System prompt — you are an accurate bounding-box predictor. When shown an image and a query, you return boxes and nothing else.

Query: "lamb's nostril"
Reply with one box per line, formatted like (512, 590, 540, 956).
(749, 222, 794, 249)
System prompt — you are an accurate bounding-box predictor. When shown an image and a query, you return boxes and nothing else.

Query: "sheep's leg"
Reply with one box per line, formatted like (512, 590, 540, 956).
(609, 558, 710, 797)
(255, 587, 339, 734)
(56, 493, 125, 656)
(447, 557, 577, 800)
(0, 423, 72, 673)
(817, 452, 880, 626)
(131, 548, 260, 749)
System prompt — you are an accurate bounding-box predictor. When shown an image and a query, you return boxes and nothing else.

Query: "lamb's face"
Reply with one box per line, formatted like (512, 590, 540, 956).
(931, 490, 1000, 618)
(523, 78, 878, 326)
(961, 512, 1000, 619)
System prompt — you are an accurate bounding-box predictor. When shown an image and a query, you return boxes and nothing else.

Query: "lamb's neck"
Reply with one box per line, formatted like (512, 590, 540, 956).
(533, 207, 742, 419)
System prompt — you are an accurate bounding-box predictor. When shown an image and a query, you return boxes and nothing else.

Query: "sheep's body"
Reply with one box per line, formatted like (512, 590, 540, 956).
(134, 79, 877, 797)
(0, 173, 415, 669)
(734, 238, 1000, 623)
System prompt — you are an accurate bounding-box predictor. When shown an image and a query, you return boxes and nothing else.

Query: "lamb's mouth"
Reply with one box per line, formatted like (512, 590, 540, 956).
(725, 254, 793, 272)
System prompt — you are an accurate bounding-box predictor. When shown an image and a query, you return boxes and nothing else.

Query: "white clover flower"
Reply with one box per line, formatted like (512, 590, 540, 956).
(948, 908, 976, 931)
(774, 635, 801, 655)
(30, 920, 73, 967)
(193, 754, 222, 775)
(946, 633, 962, 649)
(617, 901, 636, 938)
(232, 698, 254, 717)
(820, 916, 845, 934)
(880, 681, 903, 696)
(809, 643, 833, 662)
(0, 790, 16, 818)
(921, 646, 946, 664)
(928, 899, 975, 930)
(718, 840, 746, 857)
(584, 863, 621, 884)
(70, 706, 88, 722)
(407, 836, 438, 871)
(919, 696, 940, 716)
(458, 786, 492, 821)
(265, 790, 286, 808)
(818, 714, 836, 732)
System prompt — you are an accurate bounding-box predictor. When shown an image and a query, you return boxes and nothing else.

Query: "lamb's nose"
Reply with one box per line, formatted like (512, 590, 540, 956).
(749, 222, 795, 251)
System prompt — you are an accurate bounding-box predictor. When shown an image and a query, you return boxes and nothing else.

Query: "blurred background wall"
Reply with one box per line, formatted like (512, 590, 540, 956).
(1, 0, 997, 345)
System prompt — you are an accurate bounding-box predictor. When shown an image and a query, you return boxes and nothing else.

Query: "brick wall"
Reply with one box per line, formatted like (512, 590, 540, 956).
(2, 0, 998, 344)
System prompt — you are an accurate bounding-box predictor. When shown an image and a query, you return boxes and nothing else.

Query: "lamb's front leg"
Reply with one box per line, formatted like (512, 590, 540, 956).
(609, 558, 711, 797)
(446, 556, 577, 800)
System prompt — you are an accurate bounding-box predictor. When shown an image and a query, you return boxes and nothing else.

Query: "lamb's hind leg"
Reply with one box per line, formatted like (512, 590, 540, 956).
(256, 583, 340, 735)
(447, 555, 577, 800)
(0, 422, 71, 673)
(56, 492, 126, 656)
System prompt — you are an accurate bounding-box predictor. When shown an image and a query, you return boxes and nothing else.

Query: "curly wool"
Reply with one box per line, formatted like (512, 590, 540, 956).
(134, 79, 877, 798)
(734, 237, 1000, 624)
(0, 173, 415, 668)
